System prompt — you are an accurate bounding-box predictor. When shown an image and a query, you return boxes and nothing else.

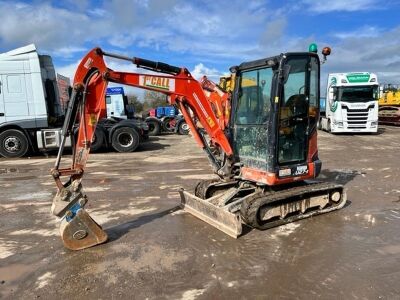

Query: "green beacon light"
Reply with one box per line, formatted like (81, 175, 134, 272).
(308, 43, 318, 53)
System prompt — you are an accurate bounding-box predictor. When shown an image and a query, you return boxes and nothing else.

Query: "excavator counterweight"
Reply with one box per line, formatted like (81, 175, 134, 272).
(51, 47, 346, 250)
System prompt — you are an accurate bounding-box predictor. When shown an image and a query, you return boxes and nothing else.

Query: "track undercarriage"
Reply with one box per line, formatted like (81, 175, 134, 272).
(180, 179, 347, 238)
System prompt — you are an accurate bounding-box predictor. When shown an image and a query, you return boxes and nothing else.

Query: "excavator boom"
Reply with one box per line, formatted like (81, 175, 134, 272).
(51, 48, 237, 250)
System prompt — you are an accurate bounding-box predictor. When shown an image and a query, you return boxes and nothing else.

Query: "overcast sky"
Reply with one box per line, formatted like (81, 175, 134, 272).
(1, 0, 399, 93)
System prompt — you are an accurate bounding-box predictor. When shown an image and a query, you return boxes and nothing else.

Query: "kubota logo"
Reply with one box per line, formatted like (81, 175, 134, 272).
(139, 75, 175, 91)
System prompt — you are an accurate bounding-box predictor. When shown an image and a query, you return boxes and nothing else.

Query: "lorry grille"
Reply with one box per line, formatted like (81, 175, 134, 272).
(342, 106, 370, 128)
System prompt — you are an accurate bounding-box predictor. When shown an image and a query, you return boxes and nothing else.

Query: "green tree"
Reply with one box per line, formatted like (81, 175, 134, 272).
(143, 90, 169, 112)
(126, 93, 144, 113)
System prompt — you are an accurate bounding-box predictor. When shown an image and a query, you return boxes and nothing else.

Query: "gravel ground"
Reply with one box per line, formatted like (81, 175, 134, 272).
(0, 127, 399, 299)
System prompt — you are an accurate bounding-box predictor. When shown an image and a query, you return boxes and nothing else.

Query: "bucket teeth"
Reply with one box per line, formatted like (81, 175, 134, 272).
(60, 208, 108, 251)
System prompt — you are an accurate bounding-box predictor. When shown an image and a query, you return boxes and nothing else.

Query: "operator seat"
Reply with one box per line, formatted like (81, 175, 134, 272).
(286, 94, 307, 116)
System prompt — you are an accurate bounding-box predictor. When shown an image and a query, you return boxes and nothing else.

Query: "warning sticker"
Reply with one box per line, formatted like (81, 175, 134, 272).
(88, 114, 97, 126)
(206, 117, 215, 128)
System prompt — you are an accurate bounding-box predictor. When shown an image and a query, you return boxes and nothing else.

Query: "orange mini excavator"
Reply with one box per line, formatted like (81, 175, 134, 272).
(51, 46, 346, 250)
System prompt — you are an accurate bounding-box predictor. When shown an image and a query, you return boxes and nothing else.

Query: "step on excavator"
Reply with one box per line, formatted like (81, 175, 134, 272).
(51, 45, 347, 250)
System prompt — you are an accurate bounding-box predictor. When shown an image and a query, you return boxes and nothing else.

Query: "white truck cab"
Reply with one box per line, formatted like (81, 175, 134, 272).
(319, 72, 379, 133)
(0, 44, 69, 157)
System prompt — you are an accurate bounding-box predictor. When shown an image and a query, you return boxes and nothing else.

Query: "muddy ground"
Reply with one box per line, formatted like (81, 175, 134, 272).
(0, 126, 399, 299)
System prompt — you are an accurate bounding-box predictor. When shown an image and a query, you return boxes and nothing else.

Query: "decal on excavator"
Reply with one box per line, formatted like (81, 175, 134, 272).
(192, 92, 215, 128)
(83, 57, 93, 69)
(139, 75, 175, 91)
(88, 114, 97, 126)
(206, 117, 215, 128)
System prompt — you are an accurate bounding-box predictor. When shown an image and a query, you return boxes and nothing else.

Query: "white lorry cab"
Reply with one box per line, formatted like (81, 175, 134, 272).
(0, 44, 70, 158)
(319, 72, 379, 133)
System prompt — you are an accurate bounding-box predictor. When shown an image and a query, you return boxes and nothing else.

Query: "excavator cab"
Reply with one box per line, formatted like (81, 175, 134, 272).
(231, 53, 320, 182)
(185, 52, 345, 237)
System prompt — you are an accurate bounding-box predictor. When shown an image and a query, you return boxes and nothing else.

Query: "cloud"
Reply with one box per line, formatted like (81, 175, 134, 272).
(301, 0, 378, 13)
(259, 18, 288, 47)
(2, 0, 399, 87)
(320, 25, 400, 84)
(190, 63, 226, 81)
(0, 1, 102, 51)
(333, 26, 382, 39)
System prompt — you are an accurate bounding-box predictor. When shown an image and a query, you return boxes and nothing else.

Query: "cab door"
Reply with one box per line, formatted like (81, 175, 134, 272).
(277, 56, 317, 166)
(0, 76, 6, 124)
(1, 73, 29, 118)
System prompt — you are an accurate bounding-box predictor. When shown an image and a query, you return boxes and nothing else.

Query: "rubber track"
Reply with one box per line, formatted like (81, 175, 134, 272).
(240, 181, 345, 230)
(195, 179, 237, 199)
(194, 179, 219, 199)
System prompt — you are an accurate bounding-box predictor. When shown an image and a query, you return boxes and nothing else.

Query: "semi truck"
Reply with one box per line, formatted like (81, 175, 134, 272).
(145, 106, 189, 136)
(0, 44, 69, 158)
(106, 86, 129, 118)
(0, 45, 148, 158)
(319, 72, 379, 133)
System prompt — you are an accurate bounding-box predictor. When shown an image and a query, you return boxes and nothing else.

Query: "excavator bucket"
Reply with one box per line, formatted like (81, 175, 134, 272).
(51, 180, 107, 250)
(179, 189, 243, 238)
(60, 208, 108, 251)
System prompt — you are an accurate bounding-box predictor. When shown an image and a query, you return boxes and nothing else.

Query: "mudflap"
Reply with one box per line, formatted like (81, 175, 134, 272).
(60, 208, 108, 251)
(179, 189, 242, 238)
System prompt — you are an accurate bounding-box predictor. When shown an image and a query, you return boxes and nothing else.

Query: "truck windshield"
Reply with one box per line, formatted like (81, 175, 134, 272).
(339, 86, 378, 102)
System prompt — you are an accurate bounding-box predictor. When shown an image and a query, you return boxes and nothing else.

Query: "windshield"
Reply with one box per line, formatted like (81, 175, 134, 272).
(235, 67, 273, 125)
(233, 66, 273, 170)
(339, 86, 378, 102)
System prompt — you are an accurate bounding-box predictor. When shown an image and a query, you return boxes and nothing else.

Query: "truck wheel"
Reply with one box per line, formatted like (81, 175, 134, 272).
(178, 121, 190, 135)
(317, 118, 322, 130)
(162, 117, 175, 132)
(111, 127, 140, 153)
(0, 129, 29, 158)
(90, 128, 105, 152)
(147, 120, 161, 136)
(327, 120, 332, 133)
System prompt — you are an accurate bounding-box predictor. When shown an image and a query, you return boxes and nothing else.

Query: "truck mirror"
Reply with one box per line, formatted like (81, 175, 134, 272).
(379, 86, 384, 98)
(329, 87, 336, 100)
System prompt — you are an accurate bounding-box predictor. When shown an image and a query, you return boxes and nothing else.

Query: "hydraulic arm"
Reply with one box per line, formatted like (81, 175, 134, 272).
(51, 48, 234, 250)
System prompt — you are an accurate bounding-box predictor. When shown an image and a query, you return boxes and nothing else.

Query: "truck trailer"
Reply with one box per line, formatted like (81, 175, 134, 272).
(319, 72, 379, 133)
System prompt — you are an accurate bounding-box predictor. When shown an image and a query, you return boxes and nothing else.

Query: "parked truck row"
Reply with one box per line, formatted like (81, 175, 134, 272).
(105, 86, 190, 136)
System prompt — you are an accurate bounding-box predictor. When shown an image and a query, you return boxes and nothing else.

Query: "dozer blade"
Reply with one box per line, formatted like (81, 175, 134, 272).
(179, 189, 242, 238)
(60, 208, 108, 251)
